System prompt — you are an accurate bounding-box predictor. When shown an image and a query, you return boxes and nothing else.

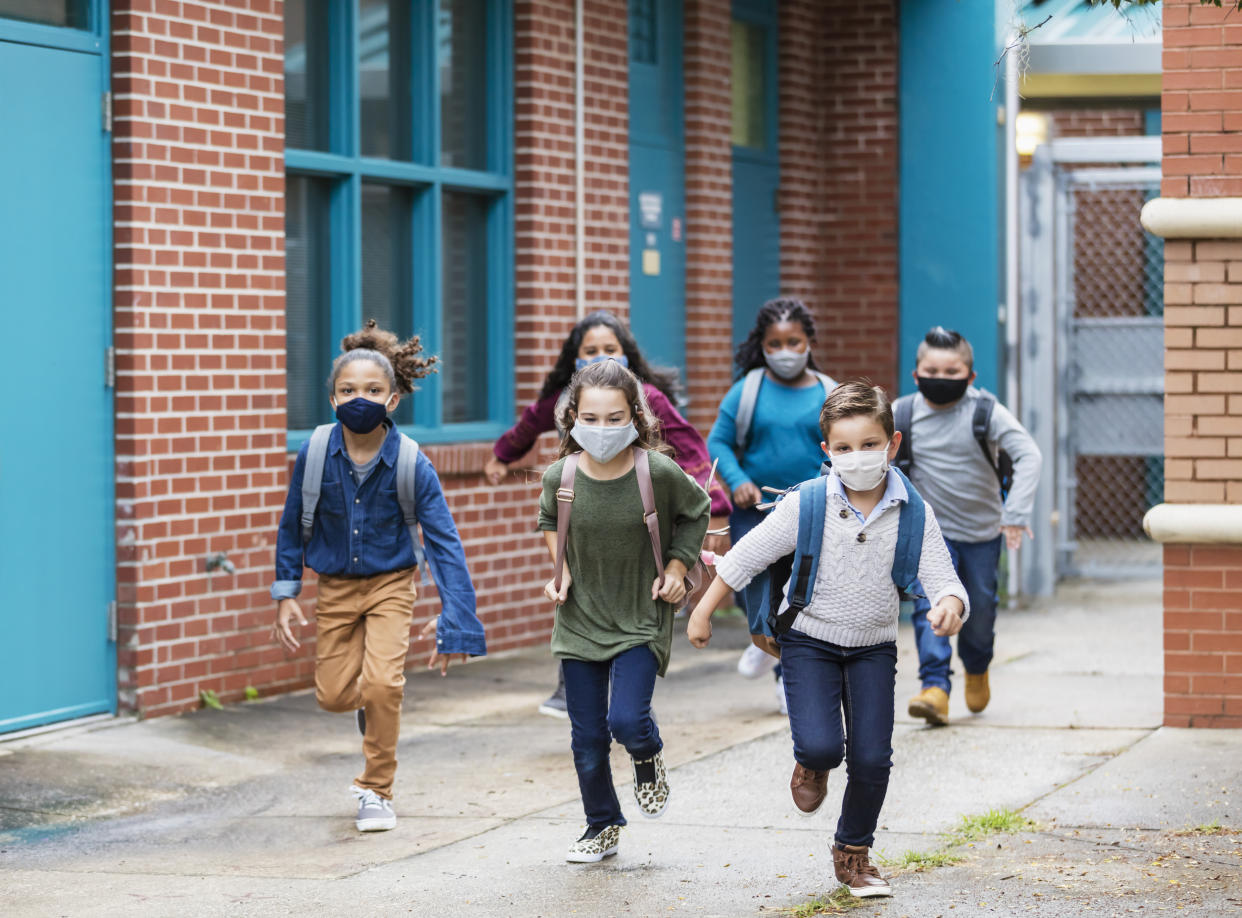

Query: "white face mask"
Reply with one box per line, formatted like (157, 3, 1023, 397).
(830, 446, 890, 492)
(571, 420, 638, 464)
(764, 348, 809, 381)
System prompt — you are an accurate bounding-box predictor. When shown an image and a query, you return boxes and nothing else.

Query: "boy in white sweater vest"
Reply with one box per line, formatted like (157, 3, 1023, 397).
(687, 382, 968, 900)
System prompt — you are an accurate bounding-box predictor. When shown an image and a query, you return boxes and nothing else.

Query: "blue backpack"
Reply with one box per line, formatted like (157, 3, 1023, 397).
(765, 466, 926, 636)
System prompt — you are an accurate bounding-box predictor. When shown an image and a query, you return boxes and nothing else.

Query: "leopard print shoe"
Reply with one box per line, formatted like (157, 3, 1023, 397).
(632, 750, 669, 818)
(565, 824, 621, 863)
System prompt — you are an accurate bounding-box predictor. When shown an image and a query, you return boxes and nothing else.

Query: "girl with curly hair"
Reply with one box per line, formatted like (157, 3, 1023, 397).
(537, 359, 710, 862)
(271, 320, 487, 834)
(483, 310, 730, 716)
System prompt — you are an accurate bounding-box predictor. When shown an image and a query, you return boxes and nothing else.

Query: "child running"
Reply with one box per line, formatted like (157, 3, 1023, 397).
(687, 382, 968, 899)
(484, 309, 729, 717)
(895, 327, 1042, 725)
(538, 359, 710, 863)
(706, 298, 836, 711)
(272, 321, 487, 833)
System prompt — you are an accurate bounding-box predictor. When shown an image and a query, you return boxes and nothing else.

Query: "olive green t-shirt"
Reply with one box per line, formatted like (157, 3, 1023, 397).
(538, 449, 710, 676)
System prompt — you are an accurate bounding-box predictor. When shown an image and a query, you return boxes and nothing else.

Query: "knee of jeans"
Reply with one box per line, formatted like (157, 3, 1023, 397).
(847, 749, 893, 784)
(606, 710, 651, 749)
(798, 738, 845, 772)
(571, 733, 611, 771)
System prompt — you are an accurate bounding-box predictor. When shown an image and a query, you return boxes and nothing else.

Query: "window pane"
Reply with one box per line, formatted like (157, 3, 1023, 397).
(286, 176, 334, 430)
(441, 193, 491, 424)
(360, 0, 413, 160)
(629, 0, 657, 65)
(285, 0, 331, 151)
(0, 0, 88, 28)
(361, 182, 414, 426)
(439, 0, 489, 170)
(731, 21, 767, 150)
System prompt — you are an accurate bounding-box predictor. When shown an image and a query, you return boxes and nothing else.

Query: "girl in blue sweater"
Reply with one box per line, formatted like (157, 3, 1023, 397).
(706, 299, 836, 710)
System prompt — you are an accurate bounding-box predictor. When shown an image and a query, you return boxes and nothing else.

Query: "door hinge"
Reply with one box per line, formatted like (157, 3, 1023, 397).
(102, 91, 112, 132)
(105, 345, 116, 388)
(107, 600, 118, 642)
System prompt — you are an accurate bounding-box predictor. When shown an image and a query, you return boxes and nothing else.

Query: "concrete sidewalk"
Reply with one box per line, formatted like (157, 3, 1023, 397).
(2, 580, 1239, 917)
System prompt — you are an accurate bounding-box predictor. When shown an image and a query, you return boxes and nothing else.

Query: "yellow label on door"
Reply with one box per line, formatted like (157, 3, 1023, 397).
(642, 248, 660, 276)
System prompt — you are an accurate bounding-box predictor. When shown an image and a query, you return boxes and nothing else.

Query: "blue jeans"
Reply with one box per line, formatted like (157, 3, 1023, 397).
(730, 505, 772, 636)
(911, 535, 1002, 692)
(778, 630, 897, 848)
(562, 645, 662, 829)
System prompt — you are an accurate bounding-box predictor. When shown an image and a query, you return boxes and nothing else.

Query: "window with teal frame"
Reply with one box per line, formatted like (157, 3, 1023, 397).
(283, 0, 514, 449)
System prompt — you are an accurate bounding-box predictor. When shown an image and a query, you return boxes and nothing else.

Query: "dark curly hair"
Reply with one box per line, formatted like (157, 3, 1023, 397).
(733, 297, 823, 380)
(555, 358, 672, 459)
(329, 319, 438, 394)
(538, 310, 680, 404)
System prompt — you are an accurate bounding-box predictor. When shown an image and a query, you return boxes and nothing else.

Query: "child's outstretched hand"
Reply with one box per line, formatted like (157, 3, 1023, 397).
(544, 567, 571, 604)
(273, 598, 309, 653)
(418, 616, 466, 676)
(1001, 525, 1034, 552)
(686, 610, 712, 649)
(927, 598, 965, 637)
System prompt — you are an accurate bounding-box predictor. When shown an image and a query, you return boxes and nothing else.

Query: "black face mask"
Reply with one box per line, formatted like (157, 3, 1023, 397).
(916, 375, 971, 405)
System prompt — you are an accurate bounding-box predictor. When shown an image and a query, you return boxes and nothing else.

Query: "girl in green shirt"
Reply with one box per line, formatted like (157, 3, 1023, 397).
(537, 359, 710, 864)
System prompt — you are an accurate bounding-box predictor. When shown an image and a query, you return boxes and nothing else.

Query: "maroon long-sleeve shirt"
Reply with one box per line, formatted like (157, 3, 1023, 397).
(493, 383, 732, 517)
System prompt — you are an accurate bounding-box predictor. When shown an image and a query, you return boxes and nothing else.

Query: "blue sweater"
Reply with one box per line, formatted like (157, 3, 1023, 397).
(271, 422, 486, 657)
(707, 374, 828, 494)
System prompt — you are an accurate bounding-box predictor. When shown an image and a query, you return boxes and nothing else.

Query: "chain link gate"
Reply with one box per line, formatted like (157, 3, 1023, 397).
(1018, 138, 1164, 593)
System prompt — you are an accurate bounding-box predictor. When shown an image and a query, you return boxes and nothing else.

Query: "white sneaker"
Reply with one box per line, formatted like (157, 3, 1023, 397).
(775, 675, 788, 716)
(351, 785, 397, 832)
(737, 644, 778, 679)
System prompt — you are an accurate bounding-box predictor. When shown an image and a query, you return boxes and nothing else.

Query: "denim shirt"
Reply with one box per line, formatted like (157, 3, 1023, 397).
(271, 422, 487, 657)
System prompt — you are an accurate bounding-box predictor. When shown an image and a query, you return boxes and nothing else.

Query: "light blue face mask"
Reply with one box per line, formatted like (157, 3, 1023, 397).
(575, 353, 630, 372)
(764, 348, 809, 381)
(571, 420, 638, 464)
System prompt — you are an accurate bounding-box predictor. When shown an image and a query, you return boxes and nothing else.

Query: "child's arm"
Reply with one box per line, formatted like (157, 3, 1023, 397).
(272, 444, 310, 653)
(917, 504, 969, 637)
(992, 402, 1043, 550)
(412, 452, 487, 669)
(686, 493, 800, 648)
(537, 463, 571, 603)
(487, 391, 560, 481)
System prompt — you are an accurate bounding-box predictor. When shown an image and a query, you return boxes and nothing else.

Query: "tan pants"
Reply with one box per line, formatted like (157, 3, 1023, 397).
(315, 567, 416, 799)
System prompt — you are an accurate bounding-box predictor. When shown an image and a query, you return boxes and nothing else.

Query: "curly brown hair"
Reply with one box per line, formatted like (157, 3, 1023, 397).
(331, 319, 439, 395)
(555, 359, 672, 459)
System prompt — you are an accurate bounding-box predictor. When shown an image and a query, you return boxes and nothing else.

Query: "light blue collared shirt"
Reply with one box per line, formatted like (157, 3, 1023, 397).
(827, 467, 908, 527)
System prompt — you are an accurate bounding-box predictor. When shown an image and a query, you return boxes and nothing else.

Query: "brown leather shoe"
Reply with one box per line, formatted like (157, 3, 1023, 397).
(789, 763, 829, 816)
(965, 671, 990, 713)
(833, 843, 892, 898)
(907, 686, 950, 726)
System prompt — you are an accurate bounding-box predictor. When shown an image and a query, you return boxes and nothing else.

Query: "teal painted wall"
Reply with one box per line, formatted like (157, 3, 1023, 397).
(899, 0, 1003, 393)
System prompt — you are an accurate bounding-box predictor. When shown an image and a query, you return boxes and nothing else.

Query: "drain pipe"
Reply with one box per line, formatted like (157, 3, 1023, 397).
(575, 0, 586, 318)
(1004, 32, 1021, 604)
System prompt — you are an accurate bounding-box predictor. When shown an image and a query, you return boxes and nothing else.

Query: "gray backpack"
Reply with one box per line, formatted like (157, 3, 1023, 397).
(299, 424, 429, 581)
(733, 367, 837, 453)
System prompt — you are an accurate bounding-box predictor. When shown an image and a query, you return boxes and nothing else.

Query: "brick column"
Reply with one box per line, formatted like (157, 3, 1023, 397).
(682, 0, 734, 435)
(778, 0, 899, 391)
(1141, 0, 1242, 728)
(111, 1, 289, 717)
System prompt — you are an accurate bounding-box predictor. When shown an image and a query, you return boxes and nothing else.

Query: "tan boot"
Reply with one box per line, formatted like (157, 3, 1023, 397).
(965, 671, 990, 713)
(833, 844, 892, 898)
(907, 686, 949, 726)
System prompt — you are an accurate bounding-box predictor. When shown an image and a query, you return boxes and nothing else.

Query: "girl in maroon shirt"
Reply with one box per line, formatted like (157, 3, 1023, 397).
(481, 310, 731, 716)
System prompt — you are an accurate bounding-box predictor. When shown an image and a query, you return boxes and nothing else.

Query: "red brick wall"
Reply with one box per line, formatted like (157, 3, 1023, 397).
(778, 0, 900, 392)
(1047, 108, 1148, 138)
(1160, 0, 1242, 198)
(1158, 0, 1242, 728)
(682, 0, 735, 435)
(111, 0, 289, 717)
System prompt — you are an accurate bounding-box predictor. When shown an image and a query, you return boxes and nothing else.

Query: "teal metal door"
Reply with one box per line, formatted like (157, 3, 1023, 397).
(730, 1, 779, 346)
(628, 0, 686, 371)
(0, 11, 115, 732)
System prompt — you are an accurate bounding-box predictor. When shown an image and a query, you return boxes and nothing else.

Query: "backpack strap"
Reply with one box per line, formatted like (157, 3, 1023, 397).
(971, 392, 1003, 487)
(889, 467, 925, 597)
(813, 371, 837, 401)
(396, 433, 431, 584)
(733, 367, 767, 452)
(633, 447, 667, 590)
(892, 394, 914, 477)
(769, 475, 827, 635)
(553, 454, 579, 594)
(300, 423, 335, 544)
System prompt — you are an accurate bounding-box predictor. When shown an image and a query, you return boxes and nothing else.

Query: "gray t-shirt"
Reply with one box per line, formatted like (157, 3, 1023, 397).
(349, 451, 382, 487)
(900, 386, 1042, 543)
